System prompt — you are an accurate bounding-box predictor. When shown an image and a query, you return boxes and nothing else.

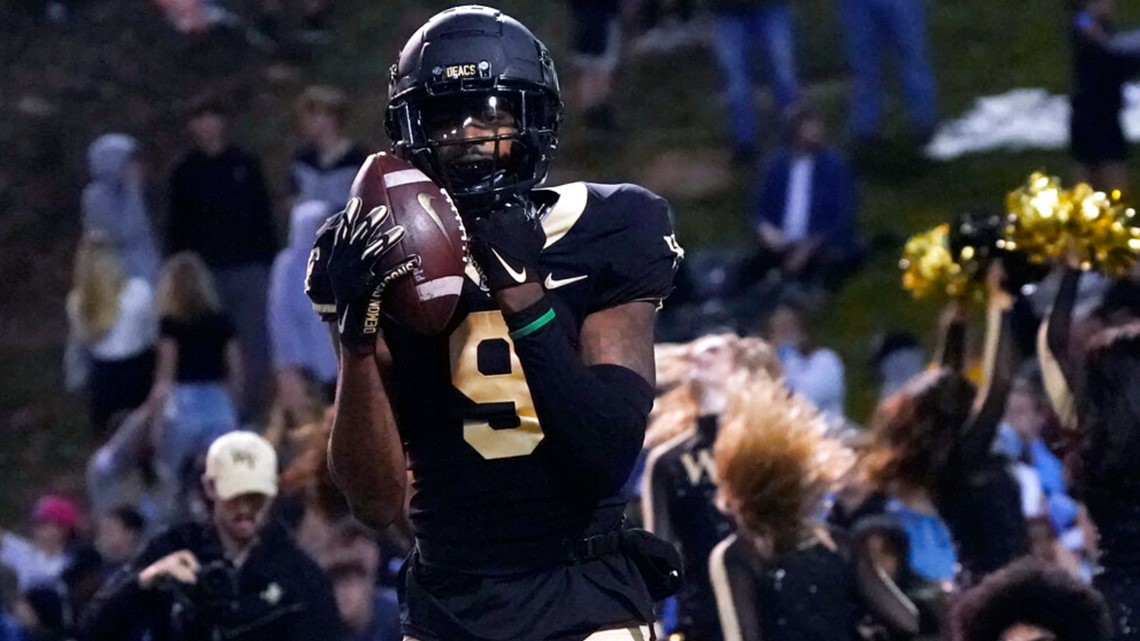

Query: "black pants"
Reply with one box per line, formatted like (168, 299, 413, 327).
(89, 349, 155, 434)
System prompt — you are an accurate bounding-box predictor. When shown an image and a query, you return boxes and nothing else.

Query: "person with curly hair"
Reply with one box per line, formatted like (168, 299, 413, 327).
(642, 333, 781, 641)
(842, 263, 1026, 584)
(708, 372, 860, 641)
(952, 558, 1113, 641)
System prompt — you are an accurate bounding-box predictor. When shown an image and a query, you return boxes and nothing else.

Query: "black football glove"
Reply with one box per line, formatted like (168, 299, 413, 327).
(467, 196, 545, 292)
(305, 211, 342, 322)
(325, 197, 418, 353)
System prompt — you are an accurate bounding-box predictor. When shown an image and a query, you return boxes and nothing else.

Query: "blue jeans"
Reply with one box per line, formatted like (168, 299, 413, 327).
(155, 383, 238, 523)
(839, 0, 937, 138)
(712, 4, 800, 149)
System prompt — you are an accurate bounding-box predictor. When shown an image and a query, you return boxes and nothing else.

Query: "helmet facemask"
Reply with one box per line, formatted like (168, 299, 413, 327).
(388, 85, 560, 217)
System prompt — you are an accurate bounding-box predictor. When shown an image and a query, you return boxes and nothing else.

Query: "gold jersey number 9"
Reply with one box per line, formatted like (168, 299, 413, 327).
(447, 311, 545, 459)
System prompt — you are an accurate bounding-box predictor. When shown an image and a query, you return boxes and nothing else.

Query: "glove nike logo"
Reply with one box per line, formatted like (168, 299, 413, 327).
(490, 248, 527, 283)
(544, 274, 588, 289)
(337, 302, 349, 334)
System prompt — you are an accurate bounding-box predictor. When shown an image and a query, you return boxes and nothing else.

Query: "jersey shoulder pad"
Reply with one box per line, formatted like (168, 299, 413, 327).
(304, 210, 342, 321)
(581, 183, 684, 312)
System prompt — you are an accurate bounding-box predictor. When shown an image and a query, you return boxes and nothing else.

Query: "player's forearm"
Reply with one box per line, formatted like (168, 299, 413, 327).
(329, 350, 406, 529)
(505, 305, 652, 495)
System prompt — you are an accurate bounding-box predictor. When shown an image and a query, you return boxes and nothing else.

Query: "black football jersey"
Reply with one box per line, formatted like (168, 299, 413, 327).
(309, 182, 682, 573)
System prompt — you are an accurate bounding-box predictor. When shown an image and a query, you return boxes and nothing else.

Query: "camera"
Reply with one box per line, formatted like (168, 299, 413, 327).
(195, 560, 240, 607)
(161, 559, 240, 640)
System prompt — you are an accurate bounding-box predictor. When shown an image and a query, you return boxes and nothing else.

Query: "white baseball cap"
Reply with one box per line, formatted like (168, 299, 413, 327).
(204, 431, 279, 501)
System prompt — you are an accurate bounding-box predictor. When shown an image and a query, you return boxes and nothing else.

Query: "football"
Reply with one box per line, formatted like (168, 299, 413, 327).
(348, 152, 468, 335)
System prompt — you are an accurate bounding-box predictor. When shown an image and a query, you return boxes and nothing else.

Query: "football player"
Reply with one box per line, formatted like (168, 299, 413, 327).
(306, 6, 684, 641)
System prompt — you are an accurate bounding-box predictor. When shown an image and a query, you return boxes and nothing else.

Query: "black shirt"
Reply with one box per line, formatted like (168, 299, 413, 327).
(160, 313, 235, 383)
(710, 536, 861, 641)
(168, 145, 276, 268)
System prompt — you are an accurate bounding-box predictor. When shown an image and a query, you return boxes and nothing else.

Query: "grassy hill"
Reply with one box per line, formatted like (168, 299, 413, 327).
(1, 0, 1138, 517)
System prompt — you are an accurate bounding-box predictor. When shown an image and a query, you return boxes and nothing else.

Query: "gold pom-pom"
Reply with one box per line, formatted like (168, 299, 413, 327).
(1004, 172, 1140, 277)
(899, 223, 977, 301)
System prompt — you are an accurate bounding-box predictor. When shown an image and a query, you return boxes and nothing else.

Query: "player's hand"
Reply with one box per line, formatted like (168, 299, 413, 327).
(305, 211, 342, 323)
(467, 196, 544, 292)
(138, 550, 200, 590)
(326, 198, 419, 354)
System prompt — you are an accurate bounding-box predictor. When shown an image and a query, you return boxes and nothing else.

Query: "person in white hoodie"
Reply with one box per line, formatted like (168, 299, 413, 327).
(81, 133, 160, 284)
(268, 200, 338, 425)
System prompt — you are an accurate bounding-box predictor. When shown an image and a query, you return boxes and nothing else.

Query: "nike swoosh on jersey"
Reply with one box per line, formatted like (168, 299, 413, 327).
(544, 274, 588, 289)
(490, 248, 527, 283)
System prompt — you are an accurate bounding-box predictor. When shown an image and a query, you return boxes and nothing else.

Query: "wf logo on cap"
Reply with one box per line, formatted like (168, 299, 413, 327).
(231, 449, 257, 469)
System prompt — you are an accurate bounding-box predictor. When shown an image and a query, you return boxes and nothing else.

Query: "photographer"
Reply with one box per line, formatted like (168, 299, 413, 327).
(80, 431, 343, 641)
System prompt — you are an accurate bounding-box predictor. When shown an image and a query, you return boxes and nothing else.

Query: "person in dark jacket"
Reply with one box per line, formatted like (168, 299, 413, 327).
(81, 432, 343, 641)
(745, 106, 861, 291)
(168, 95, 276, 419)
(1069, 0, 1140, 192)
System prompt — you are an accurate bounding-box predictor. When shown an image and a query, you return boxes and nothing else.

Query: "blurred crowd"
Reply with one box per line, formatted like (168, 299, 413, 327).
(5, 0, 1140, 640)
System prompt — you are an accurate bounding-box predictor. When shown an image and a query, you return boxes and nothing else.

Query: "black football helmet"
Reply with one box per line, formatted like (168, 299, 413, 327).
(385, 5, 563, 215)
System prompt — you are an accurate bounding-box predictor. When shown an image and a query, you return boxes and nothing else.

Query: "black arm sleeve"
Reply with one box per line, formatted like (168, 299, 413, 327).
(509, 304, 655, 497)
(955, 308, 1016, 467)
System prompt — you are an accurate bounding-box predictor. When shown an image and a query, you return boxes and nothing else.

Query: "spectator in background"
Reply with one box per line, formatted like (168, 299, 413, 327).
(289, 85, 368, 210)
(710, 374, 860, 641)
(269, 200, 338, 424)
(838, 0, 937, 146)
(168, 95, 275, 419)
(767, 302, 846, 420)
(708, 0, 800, 165)
(643, 334, 779, 641)
(65, 235, 158, 434)
(330, 558, 400, 641)
(81, 133, 160, 283)
(1069, 0, 1140, 193)
(94, 507, 146, 575)
(746, 107, 860, 292)
(252, 0, 333, 47)
(952, 559, 1113, 641)
(565, 0, 622, 130)
(994, 364, 1073, 529)
(1, 496, 82, 591)
(150, 252, 242, 526)
(870, 331, 926, 401)
(83, 432, 344, 641)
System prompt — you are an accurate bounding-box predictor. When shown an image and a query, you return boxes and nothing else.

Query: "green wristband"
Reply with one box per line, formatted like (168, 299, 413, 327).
(509, 308, 556, 340)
